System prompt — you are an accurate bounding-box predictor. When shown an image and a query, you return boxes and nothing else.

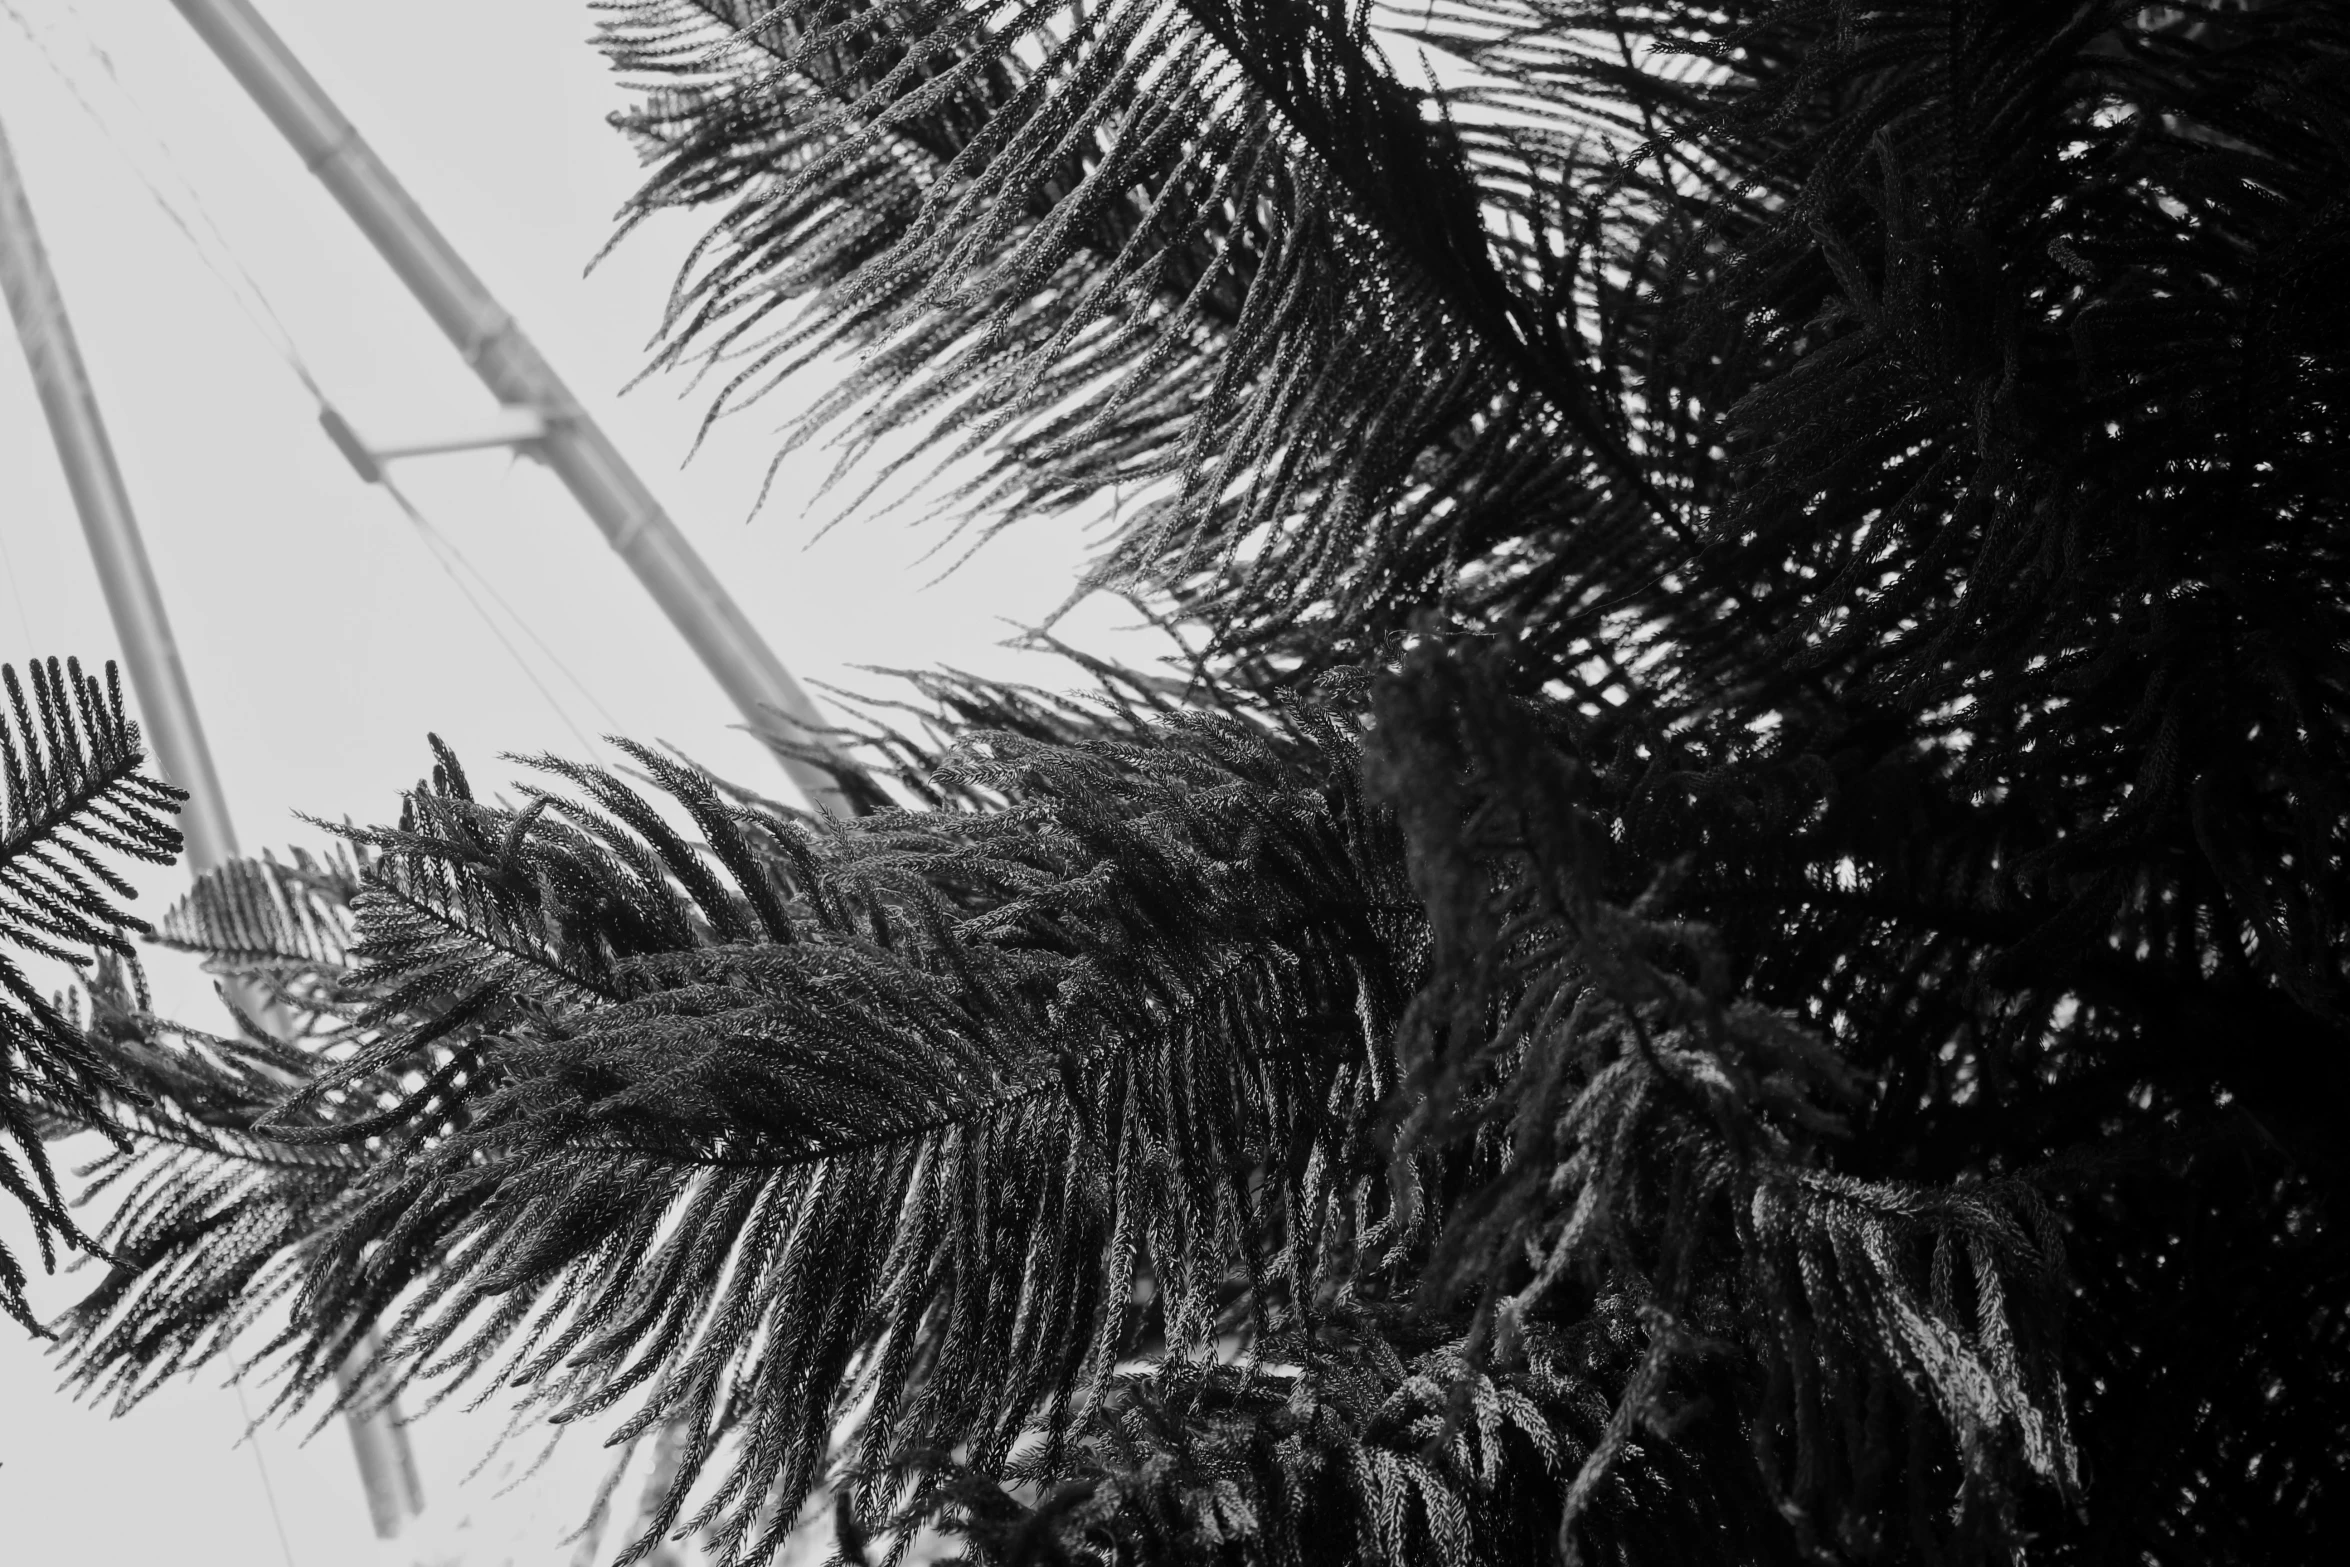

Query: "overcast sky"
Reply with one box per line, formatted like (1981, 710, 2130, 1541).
(0, 3, 1156, 1561)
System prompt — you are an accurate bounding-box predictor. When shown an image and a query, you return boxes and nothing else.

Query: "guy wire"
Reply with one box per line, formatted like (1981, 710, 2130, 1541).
(232, 1381, 301, 1567)
(378, 472, 612, 763)
(389, 472, 628, 737)
(4, 0, 622, 757)
(2, 0, 321, 399)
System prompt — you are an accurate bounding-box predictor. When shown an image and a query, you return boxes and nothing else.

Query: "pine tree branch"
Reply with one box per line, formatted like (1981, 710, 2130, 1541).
(0, 658, 183, 1333)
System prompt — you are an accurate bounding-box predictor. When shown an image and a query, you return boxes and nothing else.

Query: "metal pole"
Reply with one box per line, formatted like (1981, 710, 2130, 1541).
(0, 112, 236, 869)
(169, 0, 849, 815)
(0, 105, 429, 1552)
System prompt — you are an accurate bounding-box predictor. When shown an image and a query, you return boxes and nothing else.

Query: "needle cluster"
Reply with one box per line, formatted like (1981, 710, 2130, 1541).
(12, 4, 2346, 1565)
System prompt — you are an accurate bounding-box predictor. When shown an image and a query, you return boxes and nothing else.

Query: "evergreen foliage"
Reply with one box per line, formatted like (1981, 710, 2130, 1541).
(0, 658, 182, 1330)
(57, 844, 383, 1413)
(24, 2, 2349, 1564)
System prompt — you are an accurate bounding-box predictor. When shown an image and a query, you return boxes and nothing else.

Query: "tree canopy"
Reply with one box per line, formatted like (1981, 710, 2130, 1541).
(4, 3, 2344, 1563)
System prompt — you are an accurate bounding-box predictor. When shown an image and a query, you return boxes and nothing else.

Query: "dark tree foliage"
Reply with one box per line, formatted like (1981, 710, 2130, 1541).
(30, 3, 2349, 1565)
(0, 658, 183, 1329)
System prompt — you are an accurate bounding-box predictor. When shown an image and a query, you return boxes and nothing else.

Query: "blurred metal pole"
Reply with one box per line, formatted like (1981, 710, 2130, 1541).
(169, 0, 848, 815)
(0, 110, 236, 867)
(0, 104, 429, 1551)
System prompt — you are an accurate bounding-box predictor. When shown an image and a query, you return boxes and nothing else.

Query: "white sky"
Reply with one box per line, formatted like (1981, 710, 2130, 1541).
(0, 3, 1158, 1562)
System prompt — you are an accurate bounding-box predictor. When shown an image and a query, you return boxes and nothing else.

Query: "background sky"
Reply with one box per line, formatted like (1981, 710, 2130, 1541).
(0, 2, 1158, 1561)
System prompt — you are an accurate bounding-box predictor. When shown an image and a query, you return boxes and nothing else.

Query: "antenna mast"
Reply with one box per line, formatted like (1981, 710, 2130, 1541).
(168, 0, 847, 814)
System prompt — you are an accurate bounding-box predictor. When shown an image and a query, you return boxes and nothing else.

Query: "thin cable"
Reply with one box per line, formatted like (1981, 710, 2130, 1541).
(232, 1382, 301, 1567)
(5, 0, 622, 756)
(399, 481, 627, 736)
(0, 0, 326, 403)
(491, 453, 631, 736)
(378, 473, 609, 763)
